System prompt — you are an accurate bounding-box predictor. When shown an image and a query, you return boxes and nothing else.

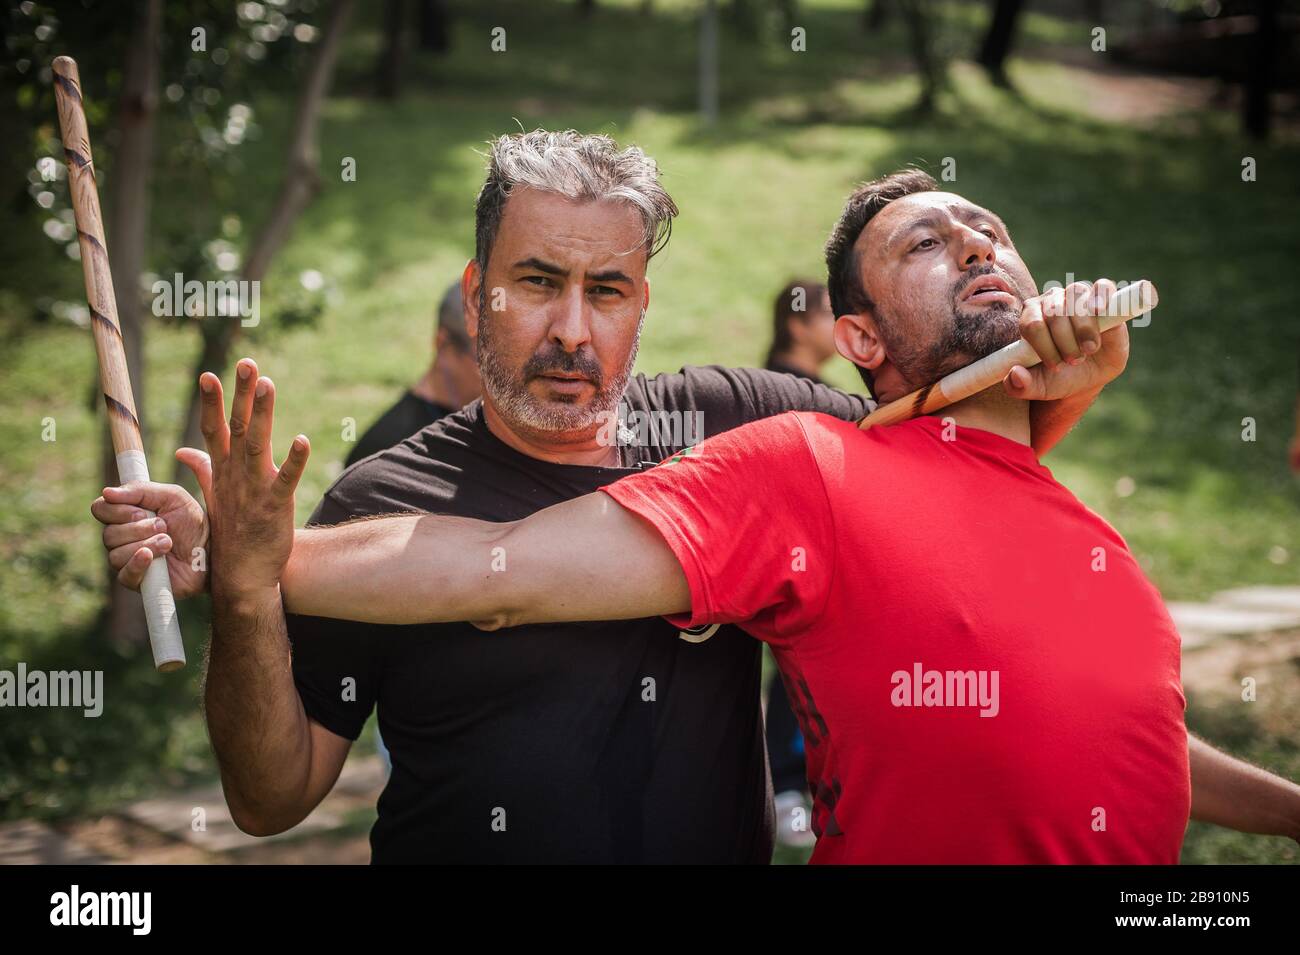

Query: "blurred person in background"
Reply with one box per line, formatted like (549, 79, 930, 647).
(762, 278, 837, 849)
(345, 282, 481, 468)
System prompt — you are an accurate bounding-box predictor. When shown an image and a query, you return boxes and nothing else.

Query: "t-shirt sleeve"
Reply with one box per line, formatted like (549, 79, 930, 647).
(285, 491, 383, 741)
(600, 412, 836, 647)
(638, 366, 875, 439)
(739, 367, 876, 423)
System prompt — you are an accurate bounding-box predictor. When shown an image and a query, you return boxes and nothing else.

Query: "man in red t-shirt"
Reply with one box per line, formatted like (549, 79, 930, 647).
(269, 173, 1300, 862)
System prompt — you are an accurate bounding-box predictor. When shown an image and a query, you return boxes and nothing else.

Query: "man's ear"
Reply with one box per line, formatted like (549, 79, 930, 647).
(642, 276, 650, 314)
(461, 259, 481, 338)
(834, 311, 888, 380)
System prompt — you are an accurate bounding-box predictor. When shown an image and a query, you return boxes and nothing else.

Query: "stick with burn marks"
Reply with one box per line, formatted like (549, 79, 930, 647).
(53, 55, 185, 672)
(859, 279, 1158, 430)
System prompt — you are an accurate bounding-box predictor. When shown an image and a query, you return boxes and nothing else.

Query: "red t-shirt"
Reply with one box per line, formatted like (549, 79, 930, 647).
(602, 412, 1189, 864)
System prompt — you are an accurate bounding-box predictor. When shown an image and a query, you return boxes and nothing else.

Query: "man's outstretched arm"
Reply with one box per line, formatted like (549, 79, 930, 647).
(1189, 733, 1300, 842)
(282, 492, 691, 628)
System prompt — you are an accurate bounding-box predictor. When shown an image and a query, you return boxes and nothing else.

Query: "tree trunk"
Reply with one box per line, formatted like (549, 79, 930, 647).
(173, 0, 357, 483)
(417, 0, 450, 52)
(700, 0, 719, 126)
(977, 0, 1024, 87)
(101, 0, 161, 647)
(900, 0, 943, 114)
(1244, 0, 1278, 141)
(376, 0, 405, 100)
(864, 0, 892, 32)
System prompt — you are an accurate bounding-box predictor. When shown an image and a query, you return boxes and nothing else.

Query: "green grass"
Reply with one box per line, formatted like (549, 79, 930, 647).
(1, 0, 1297, 861)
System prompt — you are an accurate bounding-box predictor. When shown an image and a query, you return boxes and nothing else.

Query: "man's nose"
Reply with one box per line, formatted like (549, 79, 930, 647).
(547, 285, 592, 351)
(957, 227, 996, 269)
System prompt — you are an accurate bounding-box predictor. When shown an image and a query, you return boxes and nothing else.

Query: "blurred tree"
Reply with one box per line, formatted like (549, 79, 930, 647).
(100, 0, 162, 647)
(863, 0, 892, 32)
(175, 0, 356, 472)
(977, 0, 1025, 87)
(1245, 0, 1279, 139)
(701, 0, 719, 125)
(374, 0, 454, 101)
(376, 0, 406, 100)
(899, 0, 945, 113)
(417, 0, 450, 52)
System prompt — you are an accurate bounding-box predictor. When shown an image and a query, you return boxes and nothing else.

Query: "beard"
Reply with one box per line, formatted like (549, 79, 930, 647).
(476, 309, 643, 435)
(883, 267, 1023, 389)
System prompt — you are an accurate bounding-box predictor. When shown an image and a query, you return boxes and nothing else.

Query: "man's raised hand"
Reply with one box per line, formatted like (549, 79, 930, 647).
(198, 357, 310, 600)
(1004, 278, 1132, 401)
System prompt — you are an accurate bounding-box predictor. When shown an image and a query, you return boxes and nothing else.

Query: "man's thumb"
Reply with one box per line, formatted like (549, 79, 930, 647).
(175, 447, 214, 503)
(1003, 364, 1046, 400)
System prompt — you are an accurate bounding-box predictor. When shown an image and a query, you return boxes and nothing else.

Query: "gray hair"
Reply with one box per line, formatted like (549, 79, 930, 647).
(473, 129, 678, 285)
(435, 281, 469, 351)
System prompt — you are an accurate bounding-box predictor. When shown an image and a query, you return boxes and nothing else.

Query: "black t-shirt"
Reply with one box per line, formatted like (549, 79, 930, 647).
(344, 390, 457, 468)
(764, 359, 824, 387)
(287, 365, 873, 863)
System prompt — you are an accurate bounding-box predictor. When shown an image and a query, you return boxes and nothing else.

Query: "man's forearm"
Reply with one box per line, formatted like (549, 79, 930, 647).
(282, 494, 690, 627)
(1027, 386, 1101, 456)
(1189, 733, 1300, 841)
(284, 515, 513, 626)
(204, 583, 319, 834)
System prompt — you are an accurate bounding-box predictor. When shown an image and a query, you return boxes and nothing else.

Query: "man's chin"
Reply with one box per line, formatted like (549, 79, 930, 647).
(530, 378, 595, 406)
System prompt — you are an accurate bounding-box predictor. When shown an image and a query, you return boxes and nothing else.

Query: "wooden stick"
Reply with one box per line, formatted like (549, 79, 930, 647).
(53, 55, 185, 672)
(859, 279, 1158, 430)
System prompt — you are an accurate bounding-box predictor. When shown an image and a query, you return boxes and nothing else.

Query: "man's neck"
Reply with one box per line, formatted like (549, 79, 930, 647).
(411, 360, 463, 411)
(769, 345, 821, 378)
(481, 396, 621, 467)
(926, 384, 1032, 447)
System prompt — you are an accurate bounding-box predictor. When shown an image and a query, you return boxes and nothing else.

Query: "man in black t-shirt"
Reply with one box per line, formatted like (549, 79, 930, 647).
(344, 283, 480, 468)
(91, 131, 1123, 862)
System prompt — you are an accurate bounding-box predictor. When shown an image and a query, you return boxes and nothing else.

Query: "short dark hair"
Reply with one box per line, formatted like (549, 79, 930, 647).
(824, 169, 938, 392)
(435, 282, 471, 353)
(765, 278, 827, 365)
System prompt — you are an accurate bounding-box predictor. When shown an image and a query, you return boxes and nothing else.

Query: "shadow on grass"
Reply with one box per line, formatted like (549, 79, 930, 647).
(0, 599, 215, 823)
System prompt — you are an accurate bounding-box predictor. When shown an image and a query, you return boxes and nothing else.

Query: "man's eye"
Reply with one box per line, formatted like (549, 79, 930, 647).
(523, 276, 551, 287)
(912, 238, 937, 252)
(590, 285, 621, 297)
(980, 228, 997, 239)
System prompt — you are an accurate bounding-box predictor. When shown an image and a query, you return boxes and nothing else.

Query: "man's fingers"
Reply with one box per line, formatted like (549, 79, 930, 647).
(109, 534, 170, 573)
(228, 357, 258, 446)
(91, 496, 147, 526)
(103, 516, 167, 550)
(1046, 312, 1082, 363)
(100, 481, 182, 515)
(244, 376, 276, 471)
(1019, 299, 1063, 371)
(198, 372, 229, 462)
(274, 435, 311, 498)
(115, 544, 158, 591)
(1083, 279, 1119, 352)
